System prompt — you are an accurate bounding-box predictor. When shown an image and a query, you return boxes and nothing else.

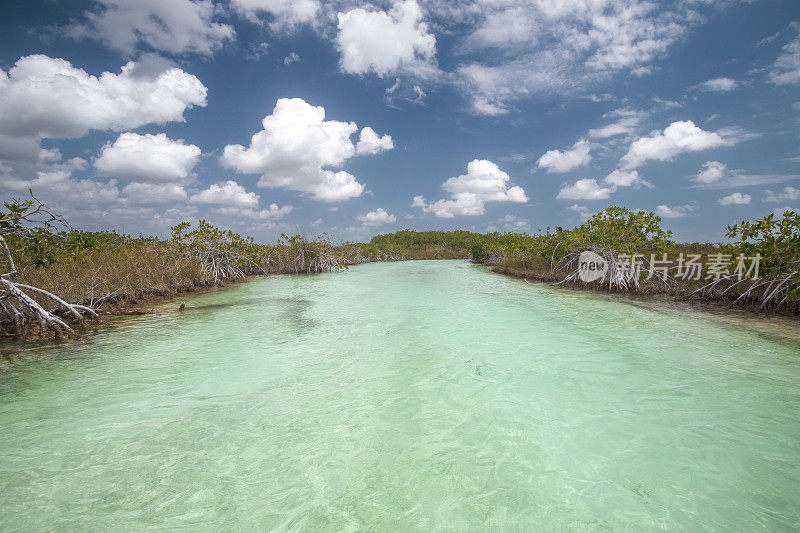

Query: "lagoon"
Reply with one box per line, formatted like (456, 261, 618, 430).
(1, 260, 799, 529)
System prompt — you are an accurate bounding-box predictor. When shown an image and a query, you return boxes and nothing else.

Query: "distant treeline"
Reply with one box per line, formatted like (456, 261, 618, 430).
(2, 193, 799, 338)
(363, 206, 799, 313)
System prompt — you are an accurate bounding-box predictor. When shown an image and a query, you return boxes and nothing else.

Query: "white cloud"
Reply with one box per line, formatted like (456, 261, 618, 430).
(0, 167, 121, 207)
(556, 168, 648, 201)
(335, 0, 437, 78)
(232, 0, 319, 29)
(191, 180, 259, 208)
(441, 160, 527, 200)
(449, 0, 693, 114)
(655, 204, 696, 218)
(230, 203, 293, 220)
(456, 55, 576, 116)
(222, 98, 391, 202)
(567, 204, 593, 220)
(718, 192, 751, 206)
(603, 169, 650, 188)
(536, 139, 592, 173)
(769, 31, 800, 85)
(692, 172, 800, 190)
(283, 52, 301, 65)
(763, 186, 800, 203)
(621, 120, 738, 169)
(355, 127, 394, 155)
(697, 77, 738, 92)
(247, 42, 270, 61)
(190, 180, 292, 220)
(556, 178, 613, 201)
(0, 55, 207, 140)
(95, 133, 201, 182)
(67, 0, 235, 55)
(652, 97, 682, 109)
(694, 161, 727, 183)
(357, 208, 396, 226)
(589, 109, 645, 139)
(0, 134, 44, 162)
(414, 159, 527, 218)
(486, 214, 530, 233)
(413, 193, 480, 217)
(122, 183, 188, 206)
(243, 202, 294, 220)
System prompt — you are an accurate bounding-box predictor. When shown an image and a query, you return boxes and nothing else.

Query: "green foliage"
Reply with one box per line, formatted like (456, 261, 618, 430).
(569, 207, 673, 251)
(369, 229, 477, 251)
(171, 220, 258, 256)
(462, 207, 674, 265)
(1, 196, 95, 269)
(726, 210, 800, 298)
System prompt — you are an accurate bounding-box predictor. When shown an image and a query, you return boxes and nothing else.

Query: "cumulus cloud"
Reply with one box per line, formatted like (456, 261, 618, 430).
(191, 180, 258, 208)
(769, 31, 800, 85)
(222, 98, 392, 202)
(536, 139, 592, 173)
(95, 133, 201, 182)
(0, 167, 121, 208)
(67, 0, 235, 55)
(655, 204, 696, 218)
(0, 134, 44, 163)
(232, 0, 319, 29)
(414, 159, 527, 218)
(603, 169, 650, 188)
(694, 161, 727, 183)
(556, 168, 649, 201)
(0, 55, 207, 141)
(621, 120, 739, 169)
(190, 180, 292, 220)
(355, 127, 394, 155)
(357, 208, 396, 226)
(763, 186, 800, 203)
(718, 192, 751, 206)
(697, 77, 738, 92)
(335, 0, 437, 78)
(556, 178, 613, 201)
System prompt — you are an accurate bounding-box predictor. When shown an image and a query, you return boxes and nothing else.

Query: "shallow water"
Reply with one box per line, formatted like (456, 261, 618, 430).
(1, 260, 799, 530)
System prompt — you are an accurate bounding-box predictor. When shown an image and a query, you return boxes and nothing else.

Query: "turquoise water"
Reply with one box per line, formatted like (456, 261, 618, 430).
(1, 260, 800, 530)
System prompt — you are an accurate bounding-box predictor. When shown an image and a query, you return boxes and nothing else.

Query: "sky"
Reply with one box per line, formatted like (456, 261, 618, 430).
(1, 0, 799, 243)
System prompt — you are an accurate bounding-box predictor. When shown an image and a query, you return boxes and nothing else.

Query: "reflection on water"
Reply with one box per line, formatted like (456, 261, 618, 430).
(1, 260, 799, 530)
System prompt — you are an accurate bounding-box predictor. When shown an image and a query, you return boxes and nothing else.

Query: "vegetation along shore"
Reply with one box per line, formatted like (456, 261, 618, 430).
(1, 192, 798, 340)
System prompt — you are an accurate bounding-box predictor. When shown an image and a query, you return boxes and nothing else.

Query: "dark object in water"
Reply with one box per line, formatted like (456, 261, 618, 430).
(179, 303, 186, 312)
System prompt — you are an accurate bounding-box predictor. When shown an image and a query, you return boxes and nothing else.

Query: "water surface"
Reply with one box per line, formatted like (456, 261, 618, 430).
(1, 260, 799, 530)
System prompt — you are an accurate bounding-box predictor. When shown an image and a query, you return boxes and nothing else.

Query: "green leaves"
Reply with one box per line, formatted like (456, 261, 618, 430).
(726, 210, 800, 299)
(1, 195, 94, 269)
(463, 207, 673, 264)
(571, 207, 673, 252)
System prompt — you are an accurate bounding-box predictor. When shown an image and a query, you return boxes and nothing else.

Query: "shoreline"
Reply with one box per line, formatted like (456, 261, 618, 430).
(2, 257, 797, 352)
(0, 275, 257, 343)
(487, 264, 800, 341)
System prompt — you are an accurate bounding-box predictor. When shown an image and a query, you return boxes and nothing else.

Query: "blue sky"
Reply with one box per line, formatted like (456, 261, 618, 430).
(1, 0, 799, 243)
